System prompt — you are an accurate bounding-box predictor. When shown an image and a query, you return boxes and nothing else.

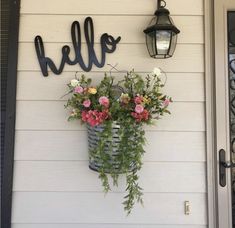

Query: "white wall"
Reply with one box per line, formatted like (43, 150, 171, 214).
(12, 0, 207, 227)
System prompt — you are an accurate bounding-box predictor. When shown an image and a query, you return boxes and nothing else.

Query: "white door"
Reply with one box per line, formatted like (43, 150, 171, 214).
(214, 0, 235, 227)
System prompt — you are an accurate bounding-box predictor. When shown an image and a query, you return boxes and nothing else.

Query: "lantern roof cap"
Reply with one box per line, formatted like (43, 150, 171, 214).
(154, 7, 170, 16)
(143, 18, 180, 34)
(143, 5, 180, 35)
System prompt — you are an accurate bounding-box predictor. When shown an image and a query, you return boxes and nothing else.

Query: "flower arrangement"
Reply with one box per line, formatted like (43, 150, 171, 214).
(66, 68, 171, 214)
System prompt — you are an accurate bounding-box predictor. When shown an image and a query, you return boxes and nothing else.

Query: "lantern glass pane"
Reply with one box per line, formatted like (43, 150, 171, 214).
(146, 31, 156, 57)
(168, 32, 177, 56)
(156, 30, 171, 55)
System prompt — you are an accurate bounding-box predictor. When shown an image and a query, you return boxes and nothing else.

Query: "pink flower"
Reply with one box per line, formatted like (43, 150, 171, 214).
(142, 109, 149, 120)
(134, 96, 143, 104)
(131, 109, 149, 122)
(163, 98, 170, 107)
(83, 99, 91, 108)
(82, 111, 89, 122)
(135, 104, 144, 114)
(99, 96, 109, 108)
(74, 86, 84, 94)
(81, 110, 109, 126)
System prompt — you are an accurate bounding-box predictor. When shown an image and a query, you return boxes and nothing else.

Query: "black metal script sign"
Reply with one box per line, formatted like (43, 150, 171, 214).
(34, 17, 121, 76)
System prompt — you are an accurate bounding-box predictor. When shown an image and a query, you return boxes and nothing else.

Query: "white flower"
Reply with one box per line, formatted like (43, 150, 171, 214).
(70, 79, 79, 87)
(153, 67, 161, 76)
(70, 109, 77, 117)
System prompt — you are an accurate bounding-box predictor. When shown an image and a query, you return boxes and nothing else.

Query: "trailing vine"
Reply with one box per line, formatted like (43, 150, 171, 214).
(89, 119, 146, 214)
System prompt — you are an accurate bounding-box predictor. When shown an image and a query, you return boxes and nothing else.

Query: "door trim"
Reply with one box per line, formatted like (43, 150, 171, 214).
(205, 1, 235, 228)
(214, 1, 235, 228)
(1, 0, 21, 228)
(204, 0, 217, 228)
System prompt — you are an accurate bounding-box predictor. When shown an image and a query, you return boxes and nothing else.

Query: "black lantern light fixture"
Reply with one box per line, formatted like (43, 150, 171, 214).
(143, 0, 180, 59)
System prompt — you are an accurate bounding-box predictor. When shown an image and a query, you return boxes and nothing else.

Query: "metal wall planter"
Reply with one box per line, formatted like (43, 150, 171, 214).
(87, 122, 137, 173)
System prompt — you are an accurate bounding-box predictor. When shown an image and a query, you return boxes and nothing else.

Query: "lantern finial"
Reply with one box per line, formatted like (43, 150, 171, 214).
(157, 0, 166, 9)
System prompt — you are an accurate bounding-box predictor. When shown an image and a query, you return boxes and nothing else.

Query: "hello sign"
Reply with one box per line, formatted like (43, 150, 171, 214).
(34, 17, 121, 76)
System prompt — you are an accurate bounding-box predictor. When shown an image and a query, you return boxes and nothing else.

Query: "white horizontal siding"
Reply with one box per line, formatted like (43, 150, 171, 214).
(13, 0, 206, 226)
(11, 192, 207, 224)
(14, 131, 206, 161)
(19, 15, 203, 44)
(17, 43, 204, 73)
(13, 161, 206, 192)
(16, 72, 205, 102)
(20, 0, 203, 15)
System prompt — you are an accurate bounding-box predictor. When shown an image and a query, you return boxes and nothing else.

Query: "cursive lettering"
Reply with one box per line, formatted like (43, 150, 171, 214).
(34, 17, 121, 76)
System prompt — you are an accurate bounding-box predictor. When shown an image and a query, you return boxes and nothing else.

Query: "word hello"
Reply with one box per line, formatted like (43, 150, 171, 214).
(34, 17, 121, 76)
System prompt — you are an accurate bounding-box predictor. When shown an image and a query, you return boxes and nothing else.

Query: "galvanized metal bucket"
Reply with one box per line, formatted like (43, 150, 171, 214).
(87, 122, 136, 173)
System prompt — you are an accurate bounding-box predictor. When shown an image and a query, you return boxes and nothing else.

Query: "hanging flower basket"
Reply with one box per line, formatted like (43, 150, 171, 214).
(65, 68, 171, 214)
